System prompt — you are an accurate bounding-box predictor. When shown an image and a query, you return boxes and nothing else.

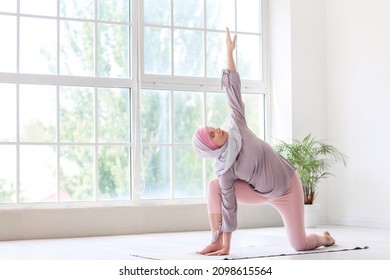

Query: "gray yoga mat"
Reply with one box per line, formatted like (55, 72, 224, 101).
(130, 243, 369, 260)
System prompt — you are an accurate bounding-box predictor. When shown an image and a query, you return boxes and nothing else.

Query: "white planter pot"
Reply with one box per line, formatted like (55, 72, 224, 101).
(304, 204, 320, 228)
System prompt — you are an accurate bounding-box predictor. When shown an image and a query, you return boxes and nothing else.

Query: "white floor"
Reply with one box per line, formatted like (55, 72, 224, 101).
(0, 225, 389, 260)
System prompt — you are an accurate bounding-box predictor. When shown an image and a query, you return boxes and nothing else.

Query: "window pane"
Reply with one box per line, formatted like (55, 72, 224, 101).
(0, 0, 16, 12)
(60, 146, 94, 202)
(19, 85, 56, 142)
(206, 92, 264, 139)
(97, 24, 130, 78)
(20, 18, 57, 74)
(0, 83, 16, 142)
(206, 92, 229, 128)
(206, 31, 225, 78)
(141, 90, 170, 144)
(0, 146, 16, 203)
(98, 88, 130, 143)
(141, 146, 170, 199)
(144, 0, 170, 25)
(98, 0, 130, 22)
(98, 146, 131, 200)
(60, 0, 94, 19)
(206, 158, 215, 183)
(242, 94, 265, 139)
(174, 29, 204, 76)
(237, 34, 261, 80)
(20, 0, 57, 16)
(60, 86, 94, 143)
(20, 145, 57, 203)
(144, 27, 171, 75)
(60, 20, 94, 76)
(173, 0, 203, 28)
(206, 0, 235, 30)
(173, 147, 203, 198)
(0, 16, 16, 73)
(173, 91, 203, 144)
(237, 0, 260, 33)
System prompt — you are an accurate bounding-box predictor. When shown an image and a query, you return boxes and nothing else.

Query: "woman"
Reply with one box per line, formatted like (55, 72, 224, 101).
(192, 28, 335, 256)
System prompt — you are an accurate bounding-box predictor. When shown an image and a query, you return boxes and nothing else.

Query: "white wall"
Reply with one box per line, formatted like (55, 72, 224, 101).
(0, 204, 281, 241)
(291, 0, 327, 140)
(270, 0, 327, 140)
(326, 0, 390, 227)
(271, 0, 329, 223)
(275, 0, 390, 228)
(290, 0, 328, 222)
(269, 0, 293, 142)
(289, 0, 390, 228)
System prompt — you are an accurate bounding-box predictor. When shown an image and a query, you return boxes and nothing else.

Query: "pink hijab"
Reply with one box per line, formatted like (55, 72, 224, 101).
(196, 127, 219, 150)
(192, 127, 221, 158)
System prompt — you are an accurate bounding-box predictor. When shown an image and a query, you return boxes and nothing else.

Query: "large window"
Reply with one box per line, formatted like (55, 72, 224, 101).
(0, 0, 268, 205)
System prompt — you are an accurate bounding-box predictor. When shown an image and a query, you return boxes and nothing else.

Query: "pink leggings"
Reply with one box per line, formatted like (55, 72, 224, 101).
(207, 172, 318, 251)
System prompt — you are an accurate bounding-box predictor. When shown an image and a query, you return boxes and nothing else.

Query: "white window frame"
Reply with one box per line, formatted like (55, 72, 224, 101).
(0, 0, 136, 208)
(0, 0, 269, 209)
(135, 0, 270, 203)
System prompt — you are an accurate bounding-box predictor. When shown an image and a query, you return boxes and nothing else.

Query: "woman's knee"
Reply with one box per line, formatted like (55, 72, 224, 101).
(290, 241, 307, 252)
(288, 234, 318, 251)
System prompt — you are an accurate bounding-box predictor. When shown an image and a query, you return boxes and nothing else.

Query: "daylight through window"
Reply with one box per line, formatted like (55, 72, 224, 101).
(0, 0, 267, 205)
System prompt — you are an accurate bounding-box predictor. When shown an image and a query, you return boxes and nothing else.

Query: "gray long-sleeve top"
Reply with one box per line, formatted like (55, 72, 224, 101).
(219, 69, 296, 234)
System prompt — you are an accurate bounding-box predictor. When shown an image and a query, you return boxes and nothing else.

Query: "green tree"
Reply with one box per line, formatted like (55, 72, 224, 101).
(58, 0, 130, 201)
(0, 179, 14, 203)
(140, 90, 170, 198)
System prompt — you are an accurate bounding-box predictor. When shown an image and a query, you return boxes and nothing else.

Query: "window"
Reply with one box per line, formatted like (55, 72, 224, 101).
(0, 0, 268, 205)
(0, 0, 132, 204)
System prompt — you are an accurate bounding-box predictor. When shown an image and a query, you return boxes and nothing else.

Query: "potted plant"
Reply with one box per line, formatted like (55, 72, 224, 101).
(274, 134, 347, 226)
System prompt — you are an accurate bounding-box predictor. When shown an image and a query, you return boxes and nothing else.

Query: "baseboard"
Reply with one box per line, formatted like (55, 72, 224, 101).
(329, 216, 390, 229)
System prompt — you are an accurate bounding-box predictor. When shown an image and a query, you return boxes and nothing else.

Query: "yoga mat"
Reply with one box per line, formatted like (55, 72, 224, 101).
(129, 244, 369, 260)
(225, 244, 369, 260)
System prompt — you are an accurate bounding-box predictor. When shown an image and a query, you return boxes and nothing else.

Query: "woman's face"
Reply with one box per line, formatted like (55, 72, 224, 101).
(206, 126, 228, 148)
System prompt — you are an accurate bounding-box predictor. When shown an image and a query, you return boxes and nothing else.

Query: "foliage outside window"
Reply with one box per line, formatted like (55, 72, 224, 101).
(0, 0, 267, 205)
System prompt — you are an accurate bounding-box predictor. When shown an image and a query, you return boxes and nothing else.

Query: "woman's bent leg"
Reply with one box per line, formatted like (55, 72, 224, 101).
(197, 179, 223, 254)
(207, 179, 268, 215)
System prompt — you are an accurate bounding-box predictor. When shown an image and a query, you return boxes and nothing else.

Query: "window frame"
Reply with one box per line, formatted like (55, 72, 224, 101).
(0, 0, 270, 208)
(136, 0, 270, 202)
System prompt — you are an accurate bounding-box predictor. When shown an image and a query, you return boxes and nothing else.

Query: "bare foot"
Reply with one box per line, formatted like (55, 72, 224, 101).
(323, 231, 336, 246)
(196, 242, 223, 255)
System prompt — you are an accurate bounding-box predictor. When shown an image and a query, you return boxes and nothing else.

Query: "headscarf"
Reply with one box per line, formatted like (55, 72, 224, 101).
(192, 115, 242, 175)
(195, 127, 219, 150)
(192, 128, 223, 159)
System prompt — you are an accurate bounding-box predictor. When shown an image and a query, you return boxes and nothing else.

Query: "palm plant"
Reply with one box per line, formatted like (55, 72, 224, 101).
(274, 134, 347, 204)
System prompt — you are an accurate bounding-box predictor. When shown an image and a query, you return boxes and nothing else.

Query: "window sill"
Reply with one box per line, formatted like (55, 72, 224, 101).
(0, 198, 207, 210)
